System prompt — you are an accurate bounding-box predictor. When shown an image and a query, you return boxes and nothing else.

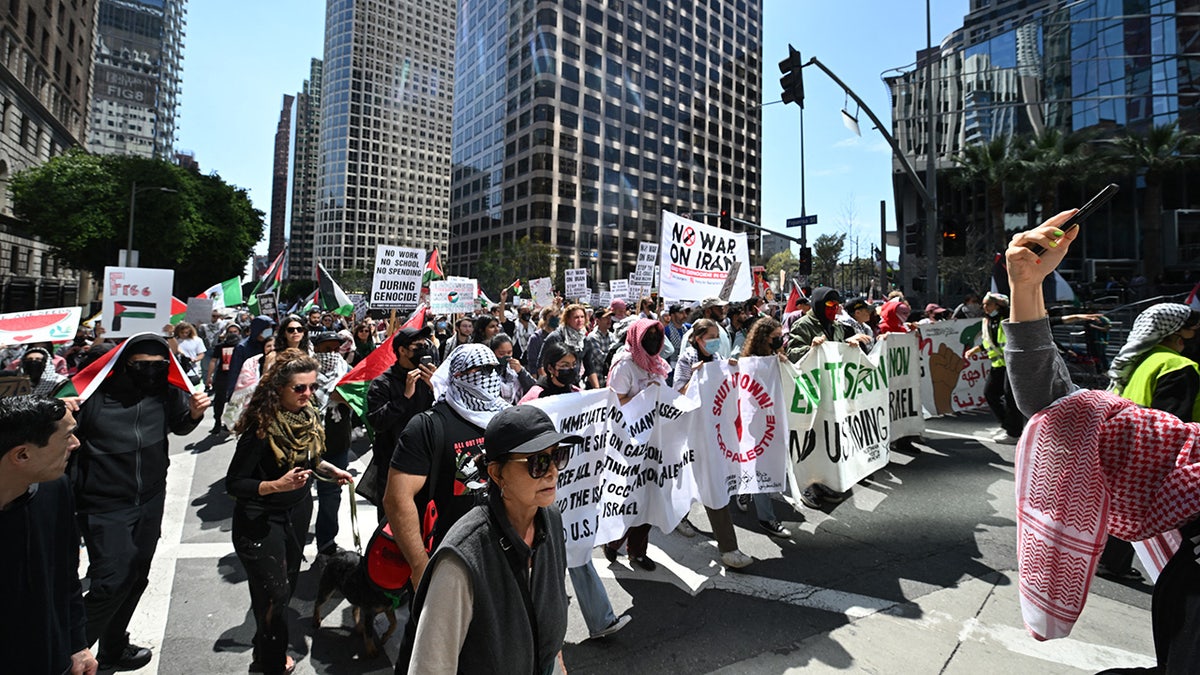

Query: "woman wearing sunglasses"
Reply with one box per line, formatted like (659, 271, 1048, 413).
(350, 320, 376, 365)
(404, 405, 579, 674)
(265, 315, 312, 372)
(226, 349, 352, 675)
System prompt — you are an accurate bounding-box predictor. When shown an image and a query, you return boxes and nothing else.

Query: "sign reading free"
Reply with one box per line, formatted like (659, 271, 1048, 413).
(102, 266, 175, 337)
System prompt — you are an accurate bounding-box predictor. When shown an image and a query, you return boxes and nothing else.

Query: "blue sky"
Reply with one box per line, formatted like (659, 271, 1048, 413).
(176, 0, 969, 262)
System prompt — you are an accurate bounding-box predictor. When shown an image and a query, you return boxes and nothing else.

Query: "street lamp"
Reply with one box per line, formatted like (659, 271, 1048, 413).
(125, 181, 178, 267)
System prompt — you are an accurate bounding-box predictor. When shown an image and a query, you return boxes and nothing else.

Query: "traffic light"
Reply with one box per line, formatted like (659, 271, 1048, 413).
(719, 203, 732, 229)
(942, 219, 965, 256)
(779, 44, 804, 108)
(798, 246, 813, 275)
(904, 219, 925, 255)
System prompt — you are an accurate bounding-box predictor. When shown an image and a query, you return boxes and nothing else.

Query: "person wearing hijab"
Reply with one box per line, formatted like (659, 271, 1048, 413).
(20, 347, 68, 397)
(602, 318, 671, 571)
(965, 292, 1024, 444)
(1003, 214, 1200, 673)
(877, 298, 912, 334)
(384, 344, 510, 590)
(785, 287, 871, 364)
(488, 333, 535, 405)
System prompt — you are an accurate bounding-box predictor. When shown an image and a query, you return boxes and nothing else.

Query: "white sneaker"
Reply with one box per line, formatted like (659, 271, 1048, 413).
(720, 549, 753, 569)
(994, 434, 1019, 445)
(675, 518, 697, 537)
(589, 613, 631, 639)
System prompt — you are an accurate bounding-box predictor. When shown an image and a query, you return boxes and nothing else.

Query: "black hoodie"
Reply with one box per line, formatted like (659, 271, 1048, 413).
(71, 334, 199, 513)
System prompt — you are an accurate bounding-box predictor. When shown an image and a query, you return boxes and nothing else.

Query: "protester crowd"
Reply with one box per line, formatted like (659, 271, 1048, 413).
(2, 256, 1199, 674)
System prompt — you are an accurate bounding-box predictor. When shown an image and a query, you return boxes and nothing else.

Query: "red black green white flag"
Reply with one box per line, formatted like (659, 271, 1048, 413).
(316, 263, 355, 317)
(421, 249, 444, 289)
(63, 332, 195, 399)
(334, 305, 427, 438)
(247, 248, 287, 313)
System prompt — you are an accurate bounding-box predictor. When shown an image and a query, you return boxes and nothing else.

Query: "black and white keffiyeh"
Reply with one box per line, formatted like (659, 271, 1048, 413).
(1108, 302, 1193, 393)
(443, 344, 509, 428)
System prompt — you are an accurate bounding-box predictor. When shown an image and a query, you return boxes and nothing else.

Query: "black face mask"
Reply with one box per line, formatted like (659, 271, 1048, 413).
(21, 359, 46, 381)
(770, 336, 785, 351)
(555, 367, 578, 387)
(408, 344, 433, 363)
(126, 360, 169, 395)
(641, 329, 664, 356)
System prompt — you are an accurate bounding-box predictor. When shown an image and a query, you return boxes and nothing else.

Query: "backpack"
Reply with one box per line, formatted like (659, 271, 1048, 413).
(363, 405, 446, 594)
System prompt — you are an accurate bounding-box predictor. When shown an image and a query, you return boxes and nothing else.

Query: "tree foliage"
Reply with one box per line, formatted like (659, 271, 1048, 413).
(764, 248, 799, 281)
(475, 235, 556, 299)
(10, 150, 264, 296)
(810, 233, 845, 286)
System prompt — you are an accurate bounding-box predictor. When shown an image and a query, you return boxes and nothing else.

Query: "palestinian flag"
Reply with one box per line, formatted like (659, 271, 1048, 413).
(247, 248, 287, 312)
(505, 279, 524, 296)
(1187, 281, 1200, 311)
(288, 288, 317, 316)
(316, 263, 355, 317)
(335, 304, 427, 438)
(111, 300, 158, 332)
(169, 297, 189, 325)
(421, 249, 444, 289)
(477, 287, 494, 308)
(62, 332, 195, 399)
(199, 277, 243, 309)
(784, 281, 806, 314)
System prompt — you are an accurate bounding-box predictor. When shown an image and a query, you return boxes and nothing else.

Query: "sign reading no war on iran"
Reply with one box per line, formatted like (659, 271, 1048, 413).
(659, 210, 751, 301)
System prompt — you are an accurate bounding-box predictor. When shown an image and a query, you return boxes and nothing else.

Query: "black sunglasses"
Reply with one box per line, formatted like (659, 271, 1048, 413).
(290, 383, 314, 393)
(285, 326, 306, 334)
(509, 445, 570, 479)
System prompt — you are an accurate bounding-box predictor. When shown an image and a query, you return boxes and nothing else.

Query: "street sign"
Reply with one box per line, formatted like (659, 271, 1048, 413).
(786, 215, 818, 228)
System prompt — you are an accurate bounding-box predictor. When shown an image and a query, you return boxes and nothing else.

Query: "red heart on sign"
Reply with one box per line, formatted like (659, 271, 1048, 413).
(11, 334, 33, 342)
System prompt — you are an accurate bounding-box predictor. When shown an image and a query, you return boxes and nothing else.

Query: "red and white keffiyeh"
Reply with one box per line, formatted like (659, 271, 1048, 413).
(1016, 390, 1200, 640)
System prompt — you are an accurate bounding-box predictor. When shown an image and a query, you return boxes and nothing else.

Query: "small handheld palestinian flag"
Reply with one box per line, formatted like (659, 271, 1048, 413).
(63, 332, 196, 399)
(477, 287, 494, 308)
(505, 279, 524, 296)
(168, 296, 189, 325)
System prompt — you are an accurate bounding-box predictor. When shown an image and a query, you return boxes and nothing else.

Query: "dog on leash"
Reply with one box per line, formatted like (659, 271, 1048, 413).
(312, 549, 400, 658)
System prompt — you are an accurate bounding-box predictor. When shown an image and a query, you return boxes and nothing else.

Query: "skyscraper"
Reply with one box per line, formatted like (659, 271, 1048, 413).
(268, 94, 294, 268)
(87, 0, 186, 159)
(448, 0, 764, 287)
(314, 0, 456, 275)
(289, 58, 322, 282)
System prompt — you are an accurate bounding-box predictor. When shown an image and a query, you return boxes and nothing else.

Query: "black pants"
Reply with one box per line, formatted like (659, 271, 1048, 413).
(233, 498, 312, 675)
(78, 490, 166, 658)
(1152, 539, 1200, 673)
(608, 524, 650, 558)
(316, 405, 353, 551)
(1099, 535, 1136, 573)
(211, 374, 231, 428)
(984, 366, 1025, 437)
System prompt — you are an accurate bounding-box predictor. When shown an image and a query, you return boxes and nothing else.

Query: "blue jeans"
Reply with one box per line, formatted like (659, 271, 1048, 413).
(568, 562, 617, 635)
(316, 405, 352, 551)
(753, 492, 777, 522)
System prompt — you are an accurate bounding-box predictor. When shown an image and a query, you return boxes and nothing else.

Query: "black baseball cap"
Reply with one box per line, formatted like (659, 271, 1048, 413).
(392, 325, 433, 347)
(311, 332, 342, 347)
(484, 406, 583, 461)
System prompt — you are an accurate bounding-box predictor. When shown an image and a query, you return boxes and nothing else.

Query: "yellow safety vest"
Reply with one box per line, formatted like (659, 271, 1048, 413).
(1120, 346, 1200, 422)
(980, 318, 1006, 368)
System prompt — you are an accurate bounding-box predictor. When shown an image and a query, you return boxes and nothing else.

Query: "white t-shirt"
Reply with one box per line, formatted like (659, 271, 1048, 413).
(177, 336, 207, 362)
(607, 356, 665, 398)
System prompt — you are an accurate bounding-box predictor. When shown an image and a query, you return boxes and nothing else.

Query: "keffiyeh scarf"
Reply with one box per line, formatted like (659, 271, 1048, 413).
(443, 344, 509, 428)
(1108, 302, 1192, 393)
(1016, 389, 1200, 640)
(266, 404, 326, 469)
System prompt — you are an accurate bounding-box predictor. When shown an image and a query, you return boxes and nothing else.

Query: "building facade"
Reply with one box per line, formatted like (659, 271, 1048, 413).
(268, 93, 293, 269)
(447, 0, 764, 289)
(886, 0, 1200, 290)
(288, 58, 321, 282)
(87, 0, 186, 159)
(313, 0, 456, 275)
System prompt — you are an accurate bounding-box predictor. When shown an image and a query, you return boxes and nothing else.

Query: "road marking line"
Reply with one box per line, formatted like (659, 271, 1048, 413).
(924, 428, 994, 441)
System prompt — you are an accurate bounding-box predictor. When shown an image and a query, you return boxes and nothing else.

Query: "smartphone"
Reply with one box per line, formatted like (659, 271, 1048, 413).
(1027, 183, 1119, 255)
(419, 355, 434, 367)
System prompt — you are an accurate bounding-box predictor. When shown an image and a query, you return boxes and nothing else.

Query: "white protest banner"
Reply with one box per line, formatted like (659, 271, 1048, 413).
(370, 245, 424, 309)
(659, 210, 751, 301)
(915, 318, 990, 416)
(528, 389, 618, 567)
(429, 279, 477, 315)
(598, 291, 612, 308)
(103, 267, 175, 337)
(348, 293, 369, 320)
(878, 332, 926, 439)
(687, 358, 789, 509)
(0, 306, 82, 345)
(783, 342, 893, 494)
(608, 279, 629, 301)
(185, 298, 213, 326)
(564, 268, 588, 300)
(529, 277, 554, 307)
(633, 242, 658, 286)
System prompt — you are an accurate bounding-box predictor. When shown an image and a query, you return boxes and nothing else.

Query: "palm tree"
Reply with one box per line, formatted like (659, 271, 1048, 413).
(1017, 128, 1103, 217)
(1114, 123, 1200, 280)
(953, 135, 1022, 252)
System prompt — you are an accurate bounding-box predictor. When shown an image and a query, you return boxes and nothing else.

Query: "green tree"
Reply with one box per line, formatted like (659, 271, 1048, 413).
(810, 233, 845, 287)
(1017, 128, 1102, 216)
(10, 150, 264, 296)
(475, 235, 556, 299)
(1113, 123, 1200, 281)
(764, 248, 799, 281)
(953, 135, 1022, 252)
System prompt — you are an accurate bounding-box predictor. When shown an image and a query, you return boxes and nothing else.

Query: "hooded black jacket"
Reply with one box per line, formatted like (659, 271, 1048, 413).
(71, 334, 200, 513)
(224, 315, 275, 397)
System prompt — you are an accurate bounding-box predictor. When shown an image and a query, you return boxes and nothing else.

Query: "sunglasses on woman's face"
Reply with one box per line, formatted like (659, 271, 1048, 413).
(509, 445, 570, 479)
(285, 326, 306, 334)
(290, 383, 314, 394)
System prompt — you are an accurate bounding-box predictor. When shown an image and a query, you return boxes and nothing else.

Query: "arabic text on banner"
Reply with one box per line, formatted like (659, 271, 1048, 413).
(914, 318, 990, 416)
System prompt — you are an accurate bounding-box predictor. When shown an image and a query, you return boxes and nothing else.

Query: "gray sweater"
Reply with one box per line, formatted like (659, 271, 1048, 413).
(1002, 318, 1080, 418)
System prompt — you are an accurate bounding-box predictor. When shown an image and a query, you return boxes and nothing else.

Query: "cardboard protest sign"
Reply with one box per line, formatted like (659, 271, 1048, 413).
(686, 358, 789, 509)
(0, 374, 32, 398)
(659, 210, 751, 301)
(255, 293, 278, 321)
(598, 291, 612, 308)
(0, 306, 82, 345)
(716, 260, 742, 302)
(915, 318, 989, 416)
(608, 279, 629, 301)
(370, 245, 424, 309)
(564, 269, 588, 300)
(633, 242, 658, 286)
(102, 267, 175, 337)
(429, 279, 477, 315)
(529, 277, 554, 307)
(185, 298, 213, 326)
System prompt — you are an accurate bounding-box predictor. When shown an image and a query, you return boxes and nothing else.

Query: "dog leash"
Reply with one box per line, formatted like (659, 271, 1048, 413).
(312, 472, 363, 555)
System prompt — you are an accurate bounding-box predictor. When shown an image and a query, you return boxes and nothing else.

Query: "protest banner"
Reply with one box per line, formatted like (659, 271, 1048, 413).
(686, 357, 789, 509)
(608, 279, 629, 301)
(564, 268, 588, 300)
(0, 374, 32, 398)
(716, 260, 742, 302)
(658, 210, 751, 301)
(0, 306, 82, 345)
(185, 298, 213, 326)
(598, 291, 612, 308)
(915, 318, 989, 416)
(633, 242, 658, 286)
(102, 266, 175, 337)
(369, 245, 424, 309)
(348, 293, 369, 320)
(782, 333, 925, 494)
(429, 279, 477, 315)
(879, 332, 926, 439)
(530, 277, 554, 307)
(255, 292, 278, 321)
